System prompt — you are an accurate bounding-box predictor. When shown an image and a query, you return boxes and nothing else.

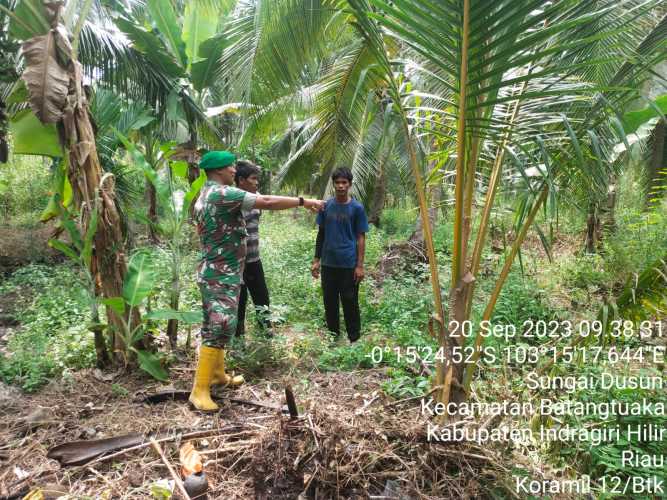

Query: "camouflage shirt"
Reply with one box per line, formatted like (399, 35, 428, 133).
(194, 181, 257, 284)
(242, 194, 261, 263)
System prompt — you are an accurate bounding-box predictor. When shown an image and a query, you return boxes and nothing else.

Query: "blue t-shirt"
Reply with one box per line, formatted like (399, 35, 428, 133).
(316, 198, 369, 268)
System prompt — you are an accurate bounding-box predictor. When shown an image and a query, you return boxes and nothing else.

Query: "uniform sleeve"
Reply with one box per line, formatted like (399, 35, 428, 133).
(355, 203, 369, 234)
(214, 185, 255, 213)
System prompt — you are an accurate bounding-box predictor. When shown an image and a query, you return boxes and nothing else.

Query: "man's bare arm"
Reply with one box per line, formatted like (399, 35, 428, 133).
(354, 233, 365, 283)
(311, 226, 325, 278)
(254, 195, 323, 212)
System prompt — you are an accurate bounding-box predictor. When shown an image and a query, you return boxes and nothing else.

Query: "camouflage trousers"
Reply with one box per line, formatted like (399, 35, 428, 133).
(199, 280, 241, 348)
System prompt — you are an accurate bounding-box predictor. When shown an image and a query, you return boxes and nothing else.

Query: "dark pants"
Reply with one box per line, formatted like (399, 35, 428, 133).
(321, 265, 361, 341)
(236, 260, 270, 335)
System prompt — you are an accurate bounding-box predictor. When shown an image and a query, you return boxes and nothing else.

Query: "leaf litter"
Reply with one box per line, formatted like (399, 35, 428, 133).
(1, 356, 516, 499)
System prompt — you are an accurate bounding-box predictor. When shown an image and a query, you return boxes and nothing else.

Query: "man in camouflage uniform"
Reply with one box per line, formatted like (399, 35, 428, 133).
(190, 151, 324, 411)
(195, 163, 257, 348)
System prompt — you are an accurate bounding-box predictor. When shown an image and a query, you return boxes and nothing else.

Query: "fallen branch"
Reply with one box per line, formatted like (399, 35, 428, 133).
(49, 424, 252, 469)
(150, 438, 191, 500)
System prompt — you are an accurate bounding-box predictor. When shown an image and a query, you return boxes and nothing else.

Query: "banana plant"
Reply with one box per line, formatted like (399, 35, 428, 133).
(116, 130, 205, 350)
(5, 0, 138, 361)
(49, 199, 171, 380)
(48, 198, 110, 368)
(100, 250, 169, 381)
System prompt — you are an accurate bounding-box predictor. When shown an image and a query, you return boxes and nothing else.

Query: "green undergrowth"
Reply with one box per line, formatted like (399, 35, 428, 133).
(558, 364, 667, 496)
(3, 201, 665, 407)
(0, 264, 95, 391)
(1, 193, 665, 500)
(0, 155, 52, 223)
(255, 211, 566, 398)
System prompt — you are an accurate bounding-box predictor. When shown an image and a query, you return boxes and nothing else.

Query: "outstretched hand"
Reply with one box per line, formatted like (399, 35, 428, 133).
(304, 199, 325, 213)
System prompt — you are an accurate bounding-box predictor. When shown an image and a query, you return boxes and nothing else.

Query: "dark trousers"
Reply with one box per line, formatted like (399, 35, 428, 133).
(321, 265, 360, 341)
(236, 260, 270, 335)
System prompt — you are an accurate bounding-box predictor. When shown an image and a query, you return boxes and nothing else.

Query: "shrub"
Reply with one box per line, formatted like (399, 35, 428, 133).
(561, 254, 611, 291)
(379, 206, 417, 238)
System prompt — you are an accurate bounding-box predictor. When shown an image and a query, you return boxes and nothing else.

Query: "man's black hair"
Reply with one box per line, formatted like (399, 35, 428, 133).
(331, 167, 353, 183)
(235, 160, 261, 184)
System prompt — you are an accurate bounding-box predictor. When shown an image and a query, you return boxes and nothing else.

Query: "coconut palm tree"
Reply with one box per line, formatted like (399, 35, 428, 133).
(199, 0, 413, 234)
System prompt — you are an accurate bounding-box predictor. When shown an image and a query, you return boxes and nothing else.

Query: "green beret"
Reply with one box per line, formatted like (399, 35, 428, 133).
(199, 150, 236, 170)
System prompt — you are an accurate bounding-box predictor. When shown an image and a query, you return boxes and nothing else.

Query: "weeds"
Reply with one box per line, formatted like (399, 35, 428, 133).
(0, 264, 94, 391)
(0, 154, 52, 222)
(552, 364, 667, 492)
(491, 273, 558, 330)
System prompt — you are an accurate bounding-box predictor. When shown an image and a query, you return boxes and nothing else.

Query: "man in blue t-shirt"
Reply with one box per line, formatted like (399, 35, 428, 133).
(311, 167, 369, 342)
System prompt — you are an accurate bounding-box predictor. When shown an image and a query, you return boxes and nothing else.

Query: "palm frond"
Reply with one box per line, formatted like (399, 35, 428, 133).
(274, 38, 389, 196)
(218, 0, 339, 105)
(89, 87, 153, 205)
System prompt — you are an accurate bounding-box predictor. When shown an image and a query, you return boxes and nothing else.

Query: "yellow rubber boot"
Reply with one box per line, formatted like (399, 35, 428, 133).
(211, 349, 244, 387)
(189, 346, 219, 411)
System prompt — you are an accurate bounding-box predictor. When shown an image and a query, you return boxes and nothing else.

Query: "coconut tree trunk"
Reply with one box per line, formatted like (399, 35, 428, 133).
(186, 135, 199, 185)
(602, 176, 617, 236)
(0, 100, 8, 164)
(147, 179, 159, 243)
(585, 202, 600, 253)
(368, 167, 386, 227)
(141, 136, 160, 243)
(409, 200, 438, 245)
(647, 121, 666, 207)
(166, 280, 180, 350)
(186, 135, 199, 223)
